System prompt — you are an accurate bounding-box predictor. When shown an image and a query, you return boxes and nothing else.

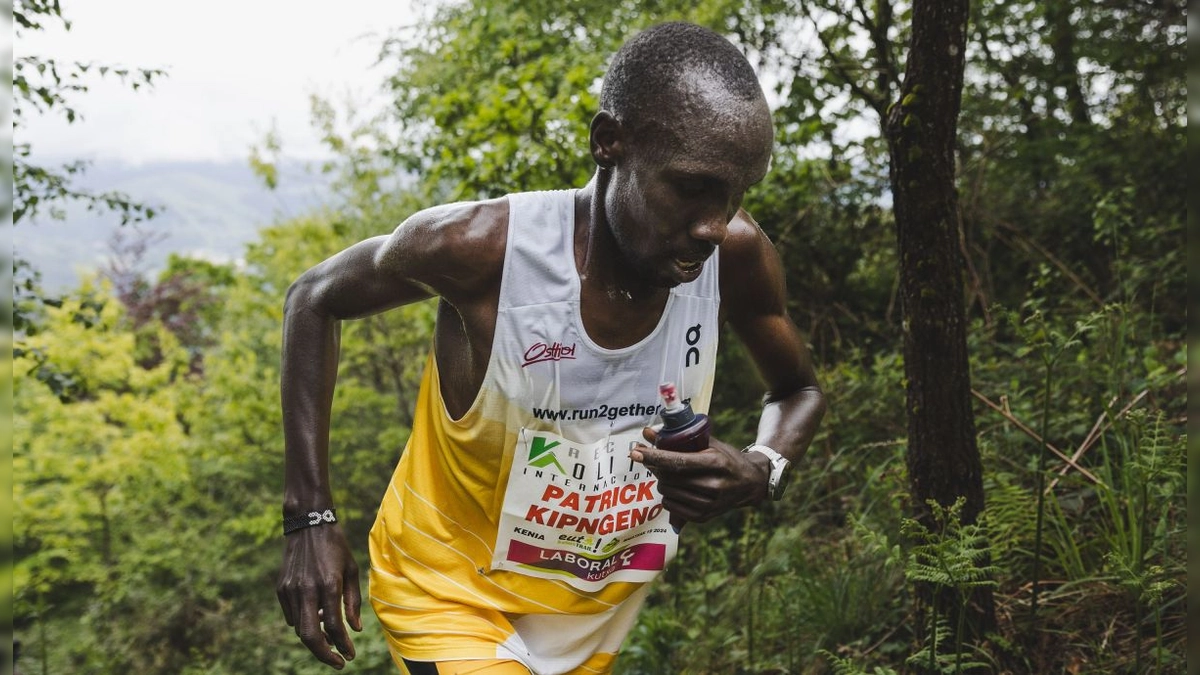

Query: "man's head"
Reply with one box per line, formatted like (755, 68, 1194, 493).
(590, 22, 774, 289)
(598, 21, 768, 143)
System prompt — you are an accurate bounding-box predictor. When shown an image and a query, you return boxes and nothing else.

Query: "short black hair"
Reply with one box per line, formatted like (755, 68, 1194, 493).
(600, 22, 764, 132)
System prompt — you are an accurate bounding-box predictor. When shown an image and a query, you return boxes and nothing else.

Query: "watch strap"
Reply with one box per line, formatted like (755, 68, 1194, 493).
(743, 444, 790, 501)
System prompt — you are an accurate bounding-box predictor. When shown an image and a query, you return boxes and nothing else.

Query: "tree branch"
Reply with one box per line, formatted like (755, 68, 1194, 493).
(970, 389, 1104, 486)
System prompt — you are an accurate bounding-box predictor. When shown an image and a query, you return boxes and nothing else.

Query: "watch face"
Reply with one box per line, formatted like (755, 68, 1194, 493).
(772, 461, 792, 500)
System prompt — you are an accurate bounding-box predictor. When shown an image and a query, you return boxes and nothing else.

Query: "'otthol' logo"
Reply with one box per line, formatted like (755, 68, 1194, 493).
(522, 341, 577, 367)
(528, 436, 566, 472)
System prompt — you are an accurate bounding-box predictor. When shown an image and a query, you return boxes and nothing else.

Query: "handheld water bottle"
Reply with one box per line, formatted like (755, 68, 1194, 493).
(654, 382, 711, 532)
(654, 382, 711, 452)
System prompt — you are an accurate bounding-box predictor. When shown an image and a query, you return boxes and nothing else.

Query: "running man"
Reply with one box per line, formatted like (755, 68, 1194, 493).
(277, 21, 825, 675)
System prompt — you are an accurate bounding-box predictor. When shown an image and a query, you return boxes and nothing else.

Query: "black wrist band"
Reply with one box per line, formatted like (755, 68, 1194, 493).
(282, 508, 338, 535)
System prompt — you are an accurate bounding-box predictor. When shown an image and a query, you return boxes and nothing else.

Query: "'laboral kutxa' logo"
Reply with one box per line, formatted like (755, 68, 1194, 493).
(527, 436, 566, 472)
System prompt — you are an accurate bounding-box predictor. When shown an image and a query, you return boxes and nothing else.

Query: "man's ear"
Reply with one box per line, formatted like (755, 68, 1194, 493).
(589, 111, 625, 168)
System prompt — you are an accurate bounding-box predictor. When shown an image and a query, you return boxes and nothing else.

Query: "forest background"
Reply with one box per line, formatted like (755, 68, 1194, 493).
(11, 1, 1188, 674)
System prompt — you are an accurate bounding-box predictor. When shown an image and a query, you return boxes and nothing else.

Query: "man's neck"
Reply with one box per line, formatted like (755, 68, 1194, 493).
(574, 174, 665, 307)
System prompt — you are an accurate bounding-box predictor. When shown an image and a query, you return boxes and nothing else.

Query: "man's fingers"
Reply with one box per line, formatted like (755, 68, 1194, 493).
(656, 480, 717, 503)
(344, 564, 364, 632)
(277, 584, 295, 627)
(278, 528, 363, 669)
(297, 595, 345, 669)
(277, 553, 308, 627)
(635, 445, 713, 475)
(660, 495, 704, 523)
(657, 483, 719, 519)
(322, 595, 356, 661)
(641, 426, 660, 444)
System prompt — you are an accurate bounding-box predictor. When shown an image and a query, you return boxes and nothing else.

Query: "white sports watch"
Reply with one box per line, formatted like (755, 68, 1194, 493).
(743, 444, 791, 501)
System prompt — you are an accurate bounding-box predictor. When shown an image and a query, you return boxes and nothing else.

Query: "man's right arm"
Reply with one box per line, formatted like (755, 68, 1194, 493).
(277, 234, 434, 669)
(276, 199, 508, 669)
(280, 234, 434, 533)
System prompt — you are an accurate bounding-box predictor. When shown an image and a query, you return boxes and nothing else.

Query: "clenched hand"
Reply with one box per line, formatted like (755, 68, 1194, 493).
(630, 427, 770, 526)
(277, 525, 363, 669)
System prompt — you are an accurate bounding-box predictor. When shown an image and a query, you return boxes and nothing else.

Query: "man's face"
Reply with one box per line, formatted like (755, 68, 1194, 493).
(602, 79, 774, 289)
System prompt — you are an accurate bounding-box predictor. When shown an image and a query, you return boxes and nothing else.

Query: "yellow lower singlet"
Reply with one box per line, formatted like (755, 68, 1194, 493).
(398, 658, 532, 675)
(397, 656, 615, 675)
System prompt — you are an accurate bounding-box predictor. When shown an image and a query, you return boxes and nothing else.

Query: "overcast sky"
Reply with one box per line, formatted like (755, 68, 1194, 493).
(15, 0, 422, 165)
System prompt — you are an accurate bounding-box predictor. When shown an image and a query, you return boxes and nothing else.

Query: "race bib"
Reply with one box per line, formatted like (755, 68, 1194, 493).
(490, 429, 677, 590)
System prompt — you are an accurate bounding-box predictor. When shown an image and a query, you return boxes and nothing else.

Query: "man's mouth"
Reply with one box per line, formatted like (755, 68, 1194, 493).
(675, 258, 704, 273)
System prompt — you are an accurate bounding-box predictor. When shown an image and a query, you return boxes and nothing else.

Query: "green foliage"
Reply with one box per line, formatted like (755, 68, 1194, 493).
(619, 433, 911, 673)
(1094, 409, 1186, 674)
(820, 649, 900, 675)
(959, 0, 1186, 329)
(15, 289, 203, 671)
(971, 301, 1185, 672)
(749, 521, 905, 670)
(374, 0, 792, 202)
(12, 0, 169, 437)
(0, 315, 12, 652)
(898, 500, 999, 595)
(1004, 302, 1102, 624)
(12, 196, 427, 673)
(1096, 410, 1184, 578)
(902, 620, 994, 675)
(13, 0, 165, 227)
(852, 499, 999, 675)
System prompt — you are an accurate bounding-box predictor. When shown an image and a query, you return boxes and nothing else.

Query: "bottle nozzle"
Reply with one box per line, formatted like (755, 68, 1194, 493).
(658, 381, 695, 427)
(659, 382, 682, 411)
(655, 381, 706, 446)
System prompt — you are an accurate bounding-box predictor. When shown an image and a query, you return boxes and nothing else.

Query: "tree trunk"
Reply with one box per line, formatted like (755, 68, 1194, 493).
(884, 0, 997, 643)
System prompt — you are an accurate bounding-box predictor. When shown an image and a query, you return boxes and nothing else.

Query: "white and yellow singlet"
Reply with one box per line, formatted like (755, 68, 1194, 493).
(369, 190, 720, 675)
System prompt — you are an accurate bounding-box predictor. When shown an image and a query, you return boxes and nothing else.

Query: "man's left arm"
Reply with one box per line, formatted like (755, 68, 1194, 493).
(632, 213, 826, 521)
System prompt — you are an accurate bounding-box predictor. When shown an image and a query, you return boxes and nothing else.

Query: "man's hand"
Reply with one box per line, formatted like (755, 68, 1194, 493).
(631, 427, 771, 526)
(277, 525, 363, 670)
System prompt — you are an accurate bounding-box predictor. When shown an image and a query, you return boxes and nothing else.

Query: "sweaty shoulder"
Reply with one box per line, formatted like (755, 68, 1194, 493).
(718, 208, 786, 322)
(376, 196, 510, 303)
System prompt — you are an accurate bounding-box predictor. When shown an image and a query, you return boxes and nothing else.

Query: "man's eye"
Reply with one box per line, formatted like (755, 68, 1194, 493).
(676, 181, 706, 197)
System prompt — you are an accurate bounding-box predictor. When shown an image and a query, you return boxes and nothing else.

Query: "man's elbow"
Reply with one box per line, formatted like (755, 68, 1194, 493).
(284, 270, 330, 320)
(804, 386, 827, 422)
(767, 383, 825, 418)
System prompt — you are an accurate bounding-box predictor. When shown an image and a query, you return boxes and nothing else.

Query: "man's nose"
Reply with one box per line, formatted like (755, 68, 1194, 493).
(689, 210, 729, 247)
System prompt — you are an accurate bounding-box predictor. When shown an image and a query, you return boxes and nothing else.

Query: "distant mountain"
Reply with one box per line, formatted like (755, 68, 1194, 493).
(15, 159, 336, 291)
